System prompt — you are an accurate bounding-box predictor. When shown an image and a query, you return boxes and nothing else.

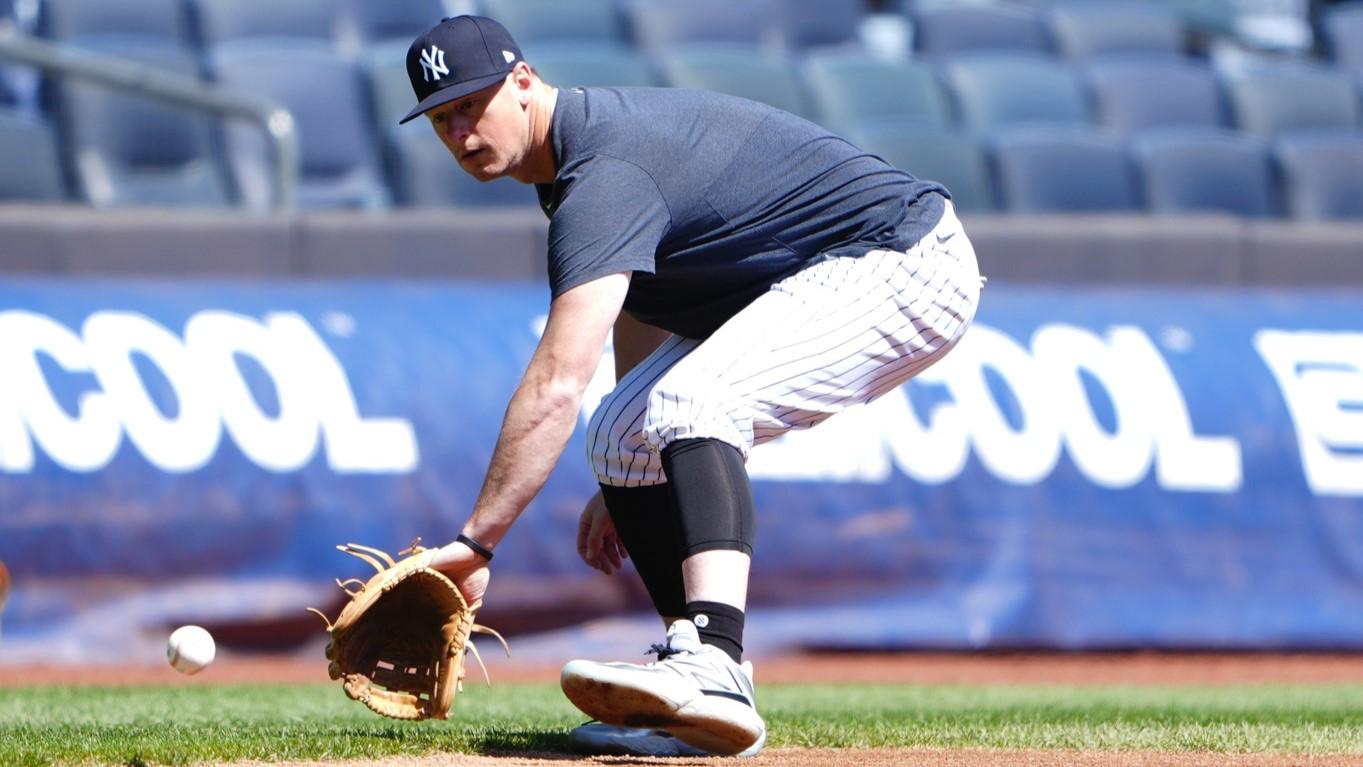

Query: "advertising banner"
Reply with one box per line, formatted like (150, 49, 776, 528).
(0, 280, 1360, 658)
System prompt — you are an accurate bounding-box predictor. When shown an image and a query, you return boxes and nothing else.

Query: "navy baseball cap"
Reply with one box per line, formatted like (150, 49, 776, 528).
(399, 15, 523, 125)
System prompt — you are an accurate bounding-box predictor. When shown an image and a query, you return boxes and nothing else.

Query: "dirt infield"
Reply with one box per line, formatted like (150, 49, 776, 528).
(7, 650, 1363, 687)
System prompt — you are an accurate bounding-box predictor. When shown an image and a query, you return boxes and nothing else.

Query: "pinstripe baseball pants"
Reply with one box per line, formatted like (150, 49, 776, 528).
(588, 200, 982, 487)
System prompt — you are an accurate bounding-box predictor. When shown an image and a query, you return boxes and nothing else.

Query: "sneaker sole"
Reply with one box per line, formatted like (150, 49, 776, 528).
(560, 661, 764, 756)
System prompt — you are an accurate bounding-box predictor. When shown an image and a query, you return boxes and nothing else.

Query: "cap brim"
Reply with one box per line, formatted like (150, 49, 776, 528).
(398, 71, 509, 124)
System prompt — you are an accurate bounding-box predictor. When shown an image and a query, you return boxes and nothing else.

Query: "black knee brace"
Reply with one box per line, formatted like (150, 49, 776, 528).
(599, 483, 687, 618)
(661, 438, 755, 557)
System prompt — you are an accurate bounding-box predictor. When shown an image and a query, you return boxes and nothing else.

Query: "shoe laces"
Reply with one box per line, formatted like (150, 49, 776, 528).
(646, 643, 681, 661)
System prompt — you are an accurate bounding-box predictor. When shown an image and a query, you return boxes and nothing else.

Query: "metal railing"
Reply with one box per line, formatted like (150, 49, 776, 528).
(0, 23, 299, 210)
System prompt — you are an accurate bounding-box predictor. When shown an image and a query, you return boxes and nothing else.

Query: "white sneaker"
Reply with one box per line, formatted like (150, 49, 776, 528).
(560, 620, 765, 756)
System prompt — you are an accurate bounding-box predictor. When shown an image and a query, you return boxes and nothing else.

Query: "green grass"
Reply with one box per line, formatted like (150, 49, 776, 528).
(3, 682, 1363, 766)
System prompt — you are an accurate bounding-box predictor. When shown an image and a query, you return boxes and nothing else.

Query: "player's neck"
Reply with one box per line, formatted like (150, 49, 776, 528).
(513, 83, 558, 185)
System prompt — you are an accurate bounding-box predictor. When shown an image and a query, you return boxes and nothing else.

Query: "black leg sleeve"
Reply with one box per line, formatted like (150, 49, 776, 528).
(660, 438, 755, 557)
(599, 483, 688, 618)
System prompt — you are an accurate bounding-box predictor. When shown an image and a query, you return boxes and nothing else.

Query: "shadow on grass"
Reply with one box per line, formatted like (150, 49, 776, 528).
(472, 730, 577, 759)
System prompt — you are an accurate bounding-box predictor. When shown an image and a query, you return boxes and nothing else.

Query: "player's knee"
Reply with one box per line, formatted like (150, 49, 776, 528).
(642, 386, 751, 457)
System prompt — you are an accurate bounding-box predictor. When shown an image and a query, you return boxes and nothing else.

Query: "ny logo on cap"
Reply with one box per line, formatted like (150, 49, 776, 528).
(420, 45, 450, 82)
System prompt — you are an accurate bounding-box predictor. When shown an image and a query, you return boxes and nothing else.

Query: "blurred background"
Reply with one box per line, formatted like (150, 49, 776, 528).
(0, 0, 1360, 668)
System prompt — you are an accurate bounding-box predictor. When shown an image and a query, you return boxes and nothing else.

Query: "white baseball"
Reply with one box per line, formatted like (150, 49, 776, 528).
(166, 625, 215, 675)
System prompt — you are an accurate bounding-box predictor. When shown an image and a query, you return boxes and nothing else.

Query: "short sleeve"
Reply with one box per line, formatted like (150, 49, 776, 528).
(547, 155, 671, 298)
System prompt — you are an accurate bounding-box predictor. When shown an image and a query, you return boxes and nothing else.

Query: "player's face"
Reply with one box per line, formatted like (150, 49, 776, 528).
(426, 75, 529, 181)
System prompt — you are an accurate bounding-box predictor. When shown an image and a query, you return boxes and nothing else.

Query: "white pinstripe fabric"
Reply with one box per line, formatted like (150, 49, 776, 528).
(587, 200, 982, 487)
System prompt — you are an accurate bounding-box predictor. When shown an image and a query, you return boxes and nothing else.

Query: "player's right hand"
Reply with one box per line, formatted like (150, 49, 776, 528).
(429, 541, 491, 606)
(576, 490, 628, 575)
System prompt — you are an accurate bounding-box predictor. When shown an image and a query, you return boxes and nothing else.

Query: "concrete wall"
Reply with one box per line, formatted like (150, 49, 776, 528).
(0, 205, 1359, 285)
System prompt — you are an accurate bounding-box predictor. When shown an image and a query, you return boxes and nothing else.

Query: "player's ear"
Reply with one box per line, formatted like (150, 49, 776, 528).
(513, 61, 536, 107)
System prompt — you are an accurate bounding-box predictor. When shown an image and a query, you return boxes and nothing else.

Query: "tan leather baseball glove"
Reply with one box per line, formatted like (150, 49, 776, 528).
(307, 540, 508, 720)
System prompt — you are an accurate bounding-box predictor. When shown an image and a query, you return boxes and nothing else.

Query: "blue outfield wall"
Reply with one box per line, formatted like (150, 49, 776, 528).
(0, 279, 1361, 660)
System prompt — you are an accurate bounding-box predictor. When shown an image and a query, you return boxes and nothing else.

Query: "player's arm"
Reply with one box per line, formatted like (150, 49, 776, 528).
(436, 272, 630, 573)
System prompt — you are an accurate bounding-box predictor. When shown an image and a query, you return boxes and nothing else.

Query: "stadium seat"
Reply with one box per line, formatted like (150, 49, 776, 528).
(213, 44, 388, 210)
(523, 44, 661, 88)
(1221, 63, 1362, 138)
(346, 0, 445, 45)
(387, 124, 539, 208)
(1131, 128, 1275, 217)
(1085, 57, 1225, 135)
(0, 0, 34, 110)
(771, 0, 865, 51)
(0, 108, 65, 201)
(480, 0, 627, 47)
(801, 52, 950, 132)
(989, 126, 1140, 213)
(38, 0, 191, 42)
(625, 0, 779, 53)
(942, 54, 1089, 130)
(911, 3, 1051, 57)
(362, 41, 417, 131)
(53, 37, 230, 207)
(1047, 2, 1185, 60)
(1322, 2, 1363, 72)
(1273, 131, 1363, 220)
(191, 0, 336, 47)
(656, 47, 815, 120)
(846, 122, 995, 212)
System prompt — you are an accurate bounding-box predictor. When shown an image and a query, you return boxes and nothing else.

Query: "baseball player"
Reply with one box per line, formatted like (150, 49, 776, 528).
(407, 16, 983, 757)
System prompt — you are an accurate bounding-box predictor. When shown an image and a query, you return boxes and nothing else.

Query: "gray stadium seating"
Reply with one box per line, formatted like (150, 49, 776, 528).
(54, 37, 230, 207)
(191, 0, 336, 47)
(1221, 63, 1362, 138)
(942, 54, 1089, 130)
(801, 52, 950, 132)
(480, 0, 627, 47)
(911, 3, 1051, 57)
(771, 0, 865, 51)
(846, 122, 995, 212)
(0, 0, 36, 112)
(387, 124, 539, 208)
(362, 41, 416, 129)
(1322, 2, 1363, 72)
(656, 46, 815, 120)
(346, 0, 445, 45)
(1132, 128, 1275, 217)
(213, 43, 388, 210)
(625, 0, 779, 53)
(523, 44, 661, 88)
(1085, 57, 1225, 135)
(1047, 2, 1185, 59)
(39, 0, 191, 42)
(0, 109, 65, 201)
(990, 126, 1140, 212)
(1273, 131, 1363, 220)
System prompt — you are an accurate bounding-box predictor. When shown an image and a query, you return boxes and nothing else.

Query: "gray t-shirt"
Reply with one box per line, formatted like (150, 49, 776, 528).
(537, 87, 948, 339)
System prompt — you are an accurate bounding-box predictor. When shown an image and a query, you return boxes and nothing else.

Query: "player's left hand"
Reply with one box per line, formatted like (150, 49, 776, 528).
(577, 490, 629, 575)
(430, 540, 491, 606)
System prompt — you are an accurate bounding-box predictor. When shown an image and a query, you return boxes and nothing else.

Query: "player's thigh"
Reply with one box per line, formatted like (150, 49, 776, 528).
(586, 335, 699, 486)
(646, 220, 980, 451)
